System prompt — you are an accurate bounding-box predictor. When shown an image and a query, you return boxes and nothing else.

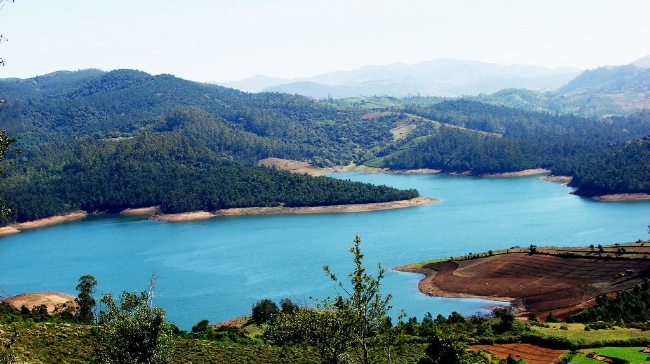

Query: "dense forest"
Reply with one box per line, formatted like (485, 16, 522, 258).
(0, 69, 649, 223)
(370, 100, 650, 195)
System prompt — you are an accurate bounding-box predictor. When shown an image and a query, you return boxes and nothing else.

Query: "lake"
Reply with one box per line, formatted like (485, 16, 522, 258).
(1, 172, 649, 330)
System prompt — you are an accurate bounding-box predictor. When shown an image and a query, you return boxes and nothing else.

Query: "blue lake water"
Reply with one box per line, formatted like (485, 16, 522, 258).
(1, 172, 649, 330)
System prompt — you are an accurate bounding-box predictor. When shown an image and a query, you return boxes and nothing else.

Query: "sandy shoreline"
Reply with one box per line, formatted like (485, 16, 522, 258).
(152, 197, 439, 221)
(213, 197, 438, 217)
(0, 210, 88, 237)
(0, 197, 438, 232)
(591, 193, 650, 202)
(153, 211, 216, 222)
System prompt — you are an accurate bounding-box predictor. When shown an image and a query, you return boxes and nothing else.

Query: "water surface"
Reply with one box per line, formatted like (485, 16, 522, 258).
(1, 173, 648, 329)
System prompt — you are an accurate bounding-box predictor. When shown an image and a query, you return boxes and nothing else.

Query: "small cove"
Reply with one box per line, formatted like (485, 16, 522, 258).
(1, 172, 649, 330)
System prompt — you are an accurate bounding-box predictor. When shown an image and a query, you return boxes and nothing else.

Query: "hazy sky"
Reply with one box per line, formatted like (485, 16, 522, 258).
(1, 0, 648, 82)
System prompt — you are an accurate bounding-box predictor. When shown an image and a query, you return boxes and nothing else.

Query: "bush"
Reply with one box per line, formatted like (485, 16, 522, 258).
(97, 288, 173, 364)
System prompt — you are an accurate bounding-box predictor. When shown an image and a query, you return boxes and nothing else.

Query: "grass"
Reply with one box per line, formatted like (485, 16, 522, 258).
(567, 354, 602, 363)
(1, 321, 426, 363)
(590, 347, 649, 363)
(531, 323, 650, 343)
(569, 347, 650, 364)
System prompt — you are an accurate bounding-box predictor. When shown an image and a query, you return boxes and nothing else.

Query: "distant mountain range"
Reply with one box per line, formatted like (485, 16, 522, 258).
(219, 58, 581, 98)
(472, 57, 650, 118)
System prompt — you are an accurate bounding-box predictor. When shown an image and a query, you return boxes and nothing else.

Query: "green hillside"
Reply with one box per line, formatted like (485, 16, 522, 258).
(1, 70, 649, 223)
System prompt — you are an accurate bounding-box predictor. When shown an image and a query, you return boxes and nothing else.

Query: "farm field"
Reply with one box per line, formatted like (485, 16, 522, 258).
(398, 244, 650, 320)
(532, 323, 650, 342)
(470, 343, 566, 364)
(571, 347, 650, 363)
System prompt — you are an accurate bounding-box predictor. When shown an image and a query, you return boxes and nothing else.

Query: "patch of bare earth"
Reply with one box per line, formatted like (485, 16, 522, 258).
(153, 211, 216, 222)
(591, 193, 650, 202)
(396, 250, 650, 320)
(470, 343, 565, 364)
(257, 157, 328, 176)
(540, 175, 573, 184)
(361, 111, 396, 120)
(4, 292, 77, 313)
(121, 206, 160, 215)
(482, 169, 550, 178)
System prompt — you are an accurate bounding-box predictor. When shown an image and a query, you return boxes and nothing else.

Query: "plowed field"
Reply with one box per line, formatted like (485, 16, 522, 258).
(400, 251, 650, 320)
(471, 343, 566, 364)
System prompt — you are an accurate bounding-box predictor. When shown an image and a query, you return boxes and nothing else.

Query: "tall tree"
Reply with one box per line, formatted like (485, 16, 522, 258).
(75, 274, 97, 324)
(318, 235, 395, 364)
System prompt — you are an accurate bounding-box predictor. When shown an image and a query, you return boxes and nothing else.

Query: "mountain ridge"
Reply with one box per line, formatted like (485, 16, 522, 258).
(218, 58, 581, 97)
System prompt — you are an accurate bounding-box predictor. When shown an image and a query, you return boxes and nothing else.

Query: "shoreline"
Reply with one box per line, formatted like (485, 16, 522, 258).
(0, 197, 439, 233)
(590, 193, 650, 202)
(392, 265, 516, 304)
(0, 210, 88, 237)
(155, 197, 439, 221)
(393, 243, 650, 319)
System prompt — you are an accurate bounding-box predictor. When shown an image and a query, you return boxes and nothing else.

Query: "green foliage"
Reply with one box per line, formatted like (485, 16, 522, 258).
(566, 280, 650, 323)
(97, 282, 173, 364)
(0, 130, 16, 217)
(416, 328, 470, 364)
(319, 236, 396, 364)
(0, 131, 418, 222)
(0, 330, 17, 364)
(265, 308, 354, 363)
(252, 299, 279, 325)
(266, 236, 401, 363)
(189, 319, 251, 343)
(75, 274, 96, 324)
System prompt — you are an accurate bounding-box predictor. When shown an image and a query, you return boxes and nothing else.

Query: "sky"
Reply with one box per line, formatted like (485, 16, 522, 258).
(0, 0, 649, 83)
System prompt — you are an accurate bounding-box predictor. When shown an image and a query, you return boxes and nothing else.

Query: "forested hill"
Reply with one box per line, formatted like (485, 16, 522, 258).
(0, 70, 648, 223)
(0, 70, 418, 223)
(471, 64, 650, 118)
(364, 99, 650, 196)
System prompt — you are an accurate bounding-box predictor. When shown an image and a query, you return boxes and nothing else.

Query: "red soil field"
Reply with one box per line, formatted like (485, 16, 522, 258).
(399, 251, 650, 320)
(471, 343, 566, 364)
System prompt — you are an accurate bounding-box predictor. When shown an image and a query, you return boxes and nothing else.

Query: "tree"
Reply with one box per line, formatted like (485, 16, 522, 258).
(265, 236, 399, 363)
(251, 298, 279, 325)
(75, 274, 97, 324)
(318, 235, 396, 364)
(280, 297, 298, 314)
(417, 328, 468, 364)
(97, 276, 173, 364)
(265, 308, 353, 364)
